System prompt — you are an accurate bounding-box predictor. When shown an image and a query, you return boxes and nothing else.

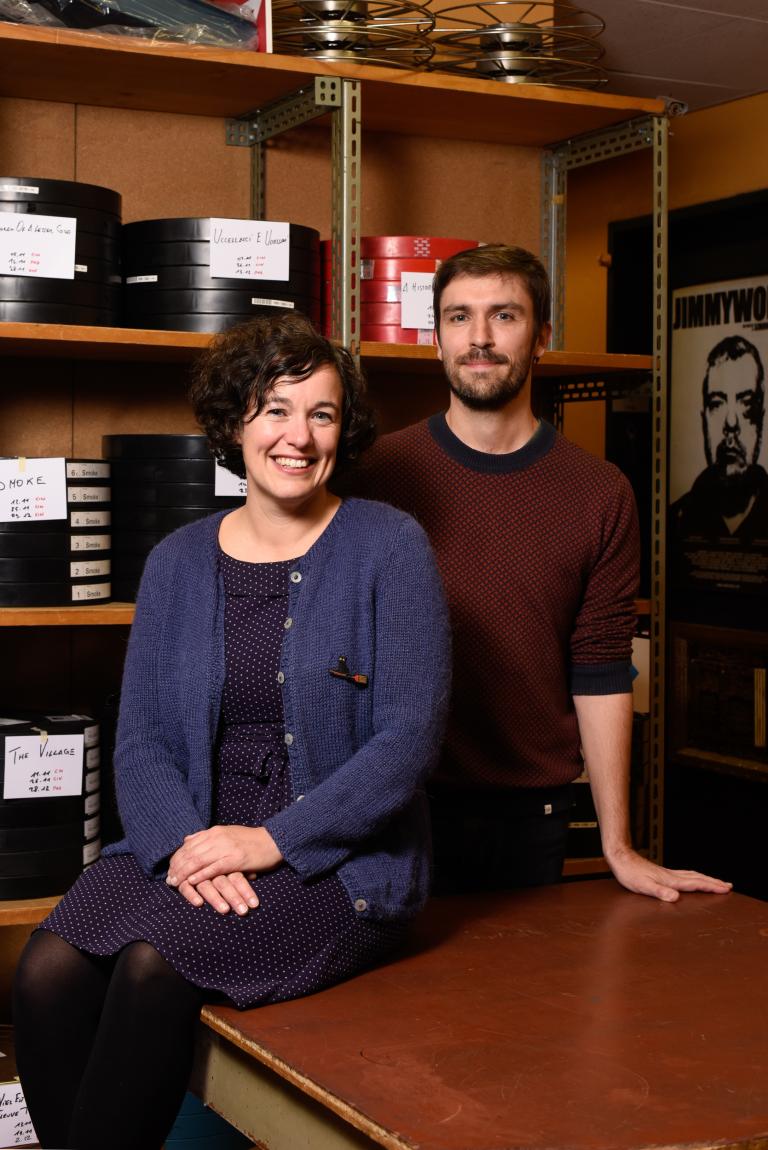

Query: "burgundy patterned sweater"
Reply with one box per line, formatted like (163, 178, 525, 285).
(348, 415, 640, 790)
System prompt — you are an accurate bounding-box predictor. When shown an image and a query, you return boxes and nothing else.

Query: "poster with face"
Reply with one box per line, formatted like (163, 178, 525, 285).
(669, 275, 768, 596)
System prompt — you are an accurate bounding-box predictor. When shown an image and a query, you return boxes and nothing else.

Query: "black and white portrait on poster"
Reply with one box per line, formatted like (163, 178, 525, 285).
(669, 274, 768, 596)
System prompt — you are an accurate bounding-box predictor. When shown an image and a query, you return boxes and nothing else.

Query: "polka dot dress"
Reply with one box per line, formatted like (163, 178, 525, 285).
(41, 551, 403, 1009)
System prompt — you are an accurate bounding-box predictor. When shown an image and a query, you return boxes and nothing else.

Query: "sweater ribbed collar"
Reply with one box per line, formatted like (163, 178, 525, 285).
(427, 412, 556, 474)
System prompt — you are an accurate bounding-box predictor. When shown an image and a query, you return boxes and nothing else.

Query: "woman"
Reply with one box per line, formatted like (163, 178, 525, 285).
(13, 313, 451, 1150)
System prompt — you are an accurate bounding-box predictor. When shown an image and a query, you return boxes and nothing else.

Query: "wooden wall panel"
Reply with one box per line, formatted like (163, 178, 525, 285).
(359, 133, 541, 247)
(264, 127, 542, 249)
(75, 105, 252, 222)
(263, 126, 333, 235)
(0, 97, 75, 178)
(0, 361, 74, 456)
(73, 362, 199, 457)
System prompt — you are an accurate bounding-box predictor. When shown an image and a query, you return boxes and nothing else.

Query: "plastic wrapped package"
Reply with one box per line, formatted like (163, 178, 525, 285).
(0, 0, 66, 24)
(0, 0, 261, 47)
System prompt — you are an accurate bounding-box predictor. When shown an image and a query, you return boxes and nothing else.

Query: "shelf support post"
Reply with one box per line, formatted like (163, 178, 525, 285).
(649, 112, 669, 864)
(541, 149, 567, 351)
(543, 112, 674, 862)
(330, 79, 361, 357)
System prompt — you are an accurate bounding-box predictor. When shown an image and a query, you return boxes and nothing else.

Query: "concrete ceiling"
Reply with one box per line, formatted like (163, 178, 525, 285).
(595, 0, 768, 111)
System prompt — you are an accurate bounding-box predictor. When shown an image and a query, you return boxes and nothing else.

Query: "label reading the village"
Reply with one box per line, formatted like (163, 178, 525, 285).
(3, 734, 84, 798)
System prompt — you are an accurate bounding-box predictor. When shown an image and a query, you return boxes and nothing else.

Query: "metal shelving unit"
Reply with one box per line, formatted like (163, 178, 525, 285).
(0, 26, 671, 877)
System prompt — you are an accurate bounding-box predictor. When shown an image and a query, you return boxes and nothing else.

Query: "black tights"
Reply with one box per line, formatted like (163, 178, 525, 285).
(12, 931, 205, 1149)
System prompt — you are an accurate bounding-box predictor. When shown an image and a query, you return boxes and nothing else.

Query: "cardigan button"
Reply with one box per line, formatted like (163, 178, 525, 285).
(276, 671, 285, 684)
(284, 732, 294, 746)
(284, 617, 293, 629)
(353, 898, 368, 913)
(290, 571, 302, 583)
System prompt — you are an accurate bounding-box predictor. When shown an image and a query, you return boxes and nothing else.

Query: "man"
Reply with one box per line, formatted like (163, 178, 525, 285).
(670, 335, 768, 542)
(350, 243, 730, 902)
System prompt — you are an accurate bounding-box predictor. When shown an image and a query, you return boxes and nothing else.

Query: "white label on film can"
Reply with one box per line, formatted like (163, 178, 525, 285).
(70, 584, 110, 602)
(67, 486, 110, 504)
(70, 508, 111, 529)
(0, 184, 39, 194)
(83, 839, 101, 865)
(71, 534, 111, 552)
(125, 275, 158, 284)
(71, 582, 110, 602)
(84, 814, 100, 840)
(250, 297, 294, 308)
(70, 558, 110, 579)
(66, 461, 110, 480)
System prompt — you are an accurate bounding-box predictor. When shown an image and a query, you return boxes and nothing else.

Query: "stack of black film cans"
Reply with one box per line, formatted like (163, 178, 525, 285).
(122, 218, 321, 333)
(0, 177, 121, 326)
(105, 434, 243, 602)
(0, 713, 101, 898)
(0, 460, 111, 607)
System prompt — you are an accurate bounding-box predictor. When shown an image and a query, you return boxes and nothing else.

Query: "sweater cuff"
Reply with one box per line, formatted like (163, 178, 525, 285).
(570, 660, 633, 696)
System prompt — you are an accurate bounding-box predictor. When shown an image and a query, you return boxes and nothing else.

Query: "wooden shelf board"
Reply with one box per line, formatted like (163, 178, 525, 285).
(0, 25, 666, 145)
(0, 322, 210, 361)
(0, 324, 653, 377)
(0, 895, 59, 926)
(0, 602, 135, 626)
(362, 343, 653, 375)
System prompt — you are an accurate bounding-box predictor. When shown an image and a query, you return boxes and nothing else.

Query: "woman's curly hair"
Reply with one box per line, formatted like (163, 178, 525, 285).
(189, 313, 376, 480)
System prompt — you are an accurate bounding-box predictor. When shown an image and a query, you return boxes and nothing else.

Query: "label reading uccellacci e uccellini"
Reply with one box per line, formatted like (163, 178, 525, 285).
(209, 218, 290, 281)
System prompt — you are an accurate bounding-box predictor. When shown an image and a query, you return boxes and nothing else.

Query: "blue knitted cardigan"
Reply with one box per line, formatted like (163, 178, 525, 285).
(103, 498, 452, 922)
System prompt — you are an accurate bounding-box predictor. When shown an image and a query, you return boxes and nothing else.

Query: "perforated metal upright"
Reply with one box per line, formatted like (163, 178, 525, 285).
(226, 76, 362, 354)
(541, 113, 671, 861)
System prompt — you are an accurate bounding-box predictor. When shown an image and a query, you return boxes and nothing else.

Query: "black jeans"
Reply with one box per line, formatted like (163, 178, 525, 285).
(429, 785, 574, 894)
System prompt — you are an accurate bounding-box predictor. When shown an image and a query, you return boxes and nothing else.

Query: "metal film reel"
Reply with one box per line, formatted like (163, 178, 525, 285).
(272, 0, 435, 69)
(430, 1, 606, 87)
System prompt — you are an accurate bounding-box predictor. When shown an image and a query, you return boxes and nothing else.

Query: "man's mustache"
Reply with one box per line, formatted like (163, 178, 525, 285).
(715, 437, 747, 466)
(457, 350, 509, 365)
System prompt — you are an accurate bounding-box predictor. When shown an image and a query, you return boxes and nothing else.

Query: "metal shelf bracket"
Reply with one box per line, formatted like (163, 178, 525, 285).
(223, 76, 360, 354)
(226, 77, 344, 219)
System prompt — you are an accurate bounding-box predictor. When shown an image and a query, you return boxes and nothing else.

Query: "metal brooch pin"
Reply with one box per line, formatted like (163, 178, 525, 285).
(329, 655, 369, 687)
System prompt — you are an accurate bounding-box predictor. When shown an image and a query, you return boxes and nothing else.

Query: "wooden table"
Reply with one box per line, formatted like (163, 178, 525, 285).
(192, 880, 768, 1150)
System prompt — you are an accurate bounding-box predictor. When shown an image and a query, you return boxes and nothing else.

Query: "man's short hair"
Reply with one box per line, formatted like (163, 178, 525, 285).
(703, 335, 765, 411)
(432, 244, 551, 338)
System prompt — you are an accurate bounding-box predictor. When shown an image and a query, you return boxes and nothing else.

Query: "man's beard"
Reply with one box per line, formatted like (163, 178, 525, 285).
(713, 435, 749, 478)
(710, 438, 759, 516)
(444, 347, 534, 412)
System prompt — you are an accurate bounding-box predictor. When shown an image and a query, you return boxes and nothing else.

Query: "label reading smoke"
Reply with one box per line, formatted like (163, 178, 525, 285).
(0, 457, 66, 524)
